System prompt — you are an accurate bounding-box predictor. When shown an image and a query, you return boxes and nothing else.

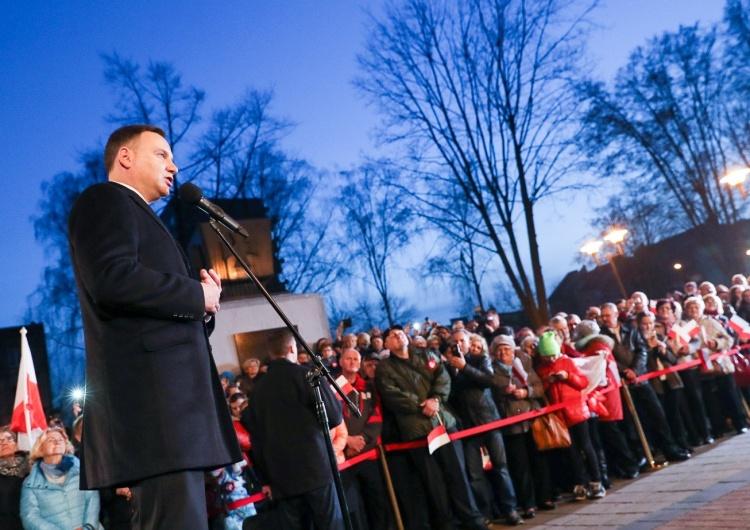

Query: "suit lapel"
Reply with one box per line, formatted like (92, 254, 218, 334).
(110, 183, 193, 273)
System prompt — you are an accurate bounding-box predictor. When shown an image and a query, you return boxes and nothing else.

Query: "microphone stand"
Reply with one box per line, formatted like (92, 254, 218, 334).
(207, 219, 359, 530)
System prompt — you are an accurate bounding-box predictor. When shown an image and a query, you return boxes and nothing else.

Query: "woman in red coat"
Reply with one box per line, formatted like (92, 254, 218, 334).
(535, 331, 605, 501)
(574, 321, 642, 485)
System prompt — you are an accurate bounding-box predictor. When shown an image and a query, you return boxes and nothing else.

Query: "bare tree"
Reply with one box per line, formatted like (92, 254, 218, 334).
(103, 52, 205, 153)
(357, 0, 596, 327)
(578, 24, 744, 231)
(338, 161, 413, 326)
(28, 151, 107, 405)
(723, 1, 750, 167)
(190, 90, 343, 294)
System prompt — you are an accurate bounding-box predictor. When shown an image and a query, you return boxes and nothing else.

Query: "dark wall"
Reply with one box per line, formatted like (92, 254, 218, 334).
(549, 220, 750, 315)
(0, 323, 53, 426)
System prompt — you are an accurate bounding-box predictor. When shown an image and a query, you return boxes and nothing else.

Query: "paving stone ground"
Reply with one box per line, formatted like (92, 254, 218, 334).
(517, 429, 750, 529)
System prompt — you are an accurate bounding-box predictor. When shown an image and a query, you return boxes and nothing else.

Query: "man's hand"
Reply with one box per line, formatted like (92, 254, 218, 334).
(262, 485, 273, 500)
(346, 435, 366, 455)
(116, 487, 131, 500)
(512, 388, 528, 399)
(448, 355, 466, 370)
(420, 397, 440, 418)
(201, 268, 222, 314)
(505, 383, 517, 395)
(624, 368, 637, 383)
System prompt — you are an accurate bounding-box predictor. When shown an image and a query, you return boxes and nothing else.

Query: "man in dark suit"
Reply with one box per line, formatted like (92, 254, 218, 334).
(67, 124, 242, 530)
(246, 330, 345, 529)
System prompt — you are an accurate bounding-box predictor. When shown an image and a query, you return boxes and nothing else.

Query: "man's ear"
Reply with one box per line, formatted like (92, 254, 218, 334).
(117, 146, 134, 169)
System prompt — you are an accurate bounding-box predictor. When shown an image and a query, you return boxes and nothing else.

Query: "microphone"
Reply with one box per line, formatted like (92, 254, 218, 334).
(178, 183, 249, 238)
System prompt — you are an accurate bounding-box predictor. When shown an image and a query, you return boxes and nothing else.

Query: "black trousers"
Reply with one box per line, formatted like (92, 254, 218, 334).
(628, 383, 678, 454)
(408, 440, 484, 528)
(342, 459, 392, 530)
(130, 469, 207, 530)
(276, 482, 345, 530)
(567, 420, 600, 485)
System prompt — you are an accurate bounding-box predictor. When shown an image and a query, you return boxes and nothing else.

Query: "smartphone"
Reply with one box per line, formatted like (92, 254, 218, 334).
(342, 317, 353, 329)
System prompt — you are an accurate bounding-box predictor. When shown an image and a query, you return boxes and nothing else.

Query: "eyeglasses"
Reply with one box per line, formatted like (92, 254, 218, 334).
(0, 436, 15, 444)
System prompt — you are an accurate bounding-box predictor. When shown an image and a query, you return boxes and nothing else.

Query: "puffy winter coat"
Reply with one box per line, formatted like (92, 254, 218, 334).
(375, 347, 456, 441)
(21, 455, 103, 530)
(576, 335, 624, 422)
(535, 355, 590, 427)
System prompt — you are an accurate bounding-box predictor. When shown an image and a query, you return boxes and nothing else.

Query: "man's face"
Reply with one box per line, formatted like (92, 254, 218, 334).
(639, 315, 655, 338)
(684, 282, 697, 295)
(585, 307, 601, 321)
(427, 337, 441, 350)
(371, 337, 383, 351)
(384, 329, 408, 353)
(128, 132, 177, 202)
(552, 320, 569, 342)
(600, 306, 618, 329)
(340, 350, 361, 375)
(450, 332, 470, 355)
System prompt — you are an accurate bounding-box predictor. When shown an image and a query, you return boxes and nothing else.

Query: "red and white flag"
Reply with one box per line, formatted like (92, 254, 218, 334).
(427, 424, 451, 454)
(10, 327, 47, 451)
(729, 315, 750, 339)
(572, 355, 607, 395)
(332, 375, 355, 401)
(667, 321, 700, 346)
(649, 300, 658, 314)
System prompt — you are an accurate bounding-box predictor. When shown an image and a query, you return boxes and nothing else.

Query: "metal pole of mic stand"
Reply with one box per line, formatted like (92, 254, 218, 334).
(308, 367, 354, 530)
(207, 219, 357, 530)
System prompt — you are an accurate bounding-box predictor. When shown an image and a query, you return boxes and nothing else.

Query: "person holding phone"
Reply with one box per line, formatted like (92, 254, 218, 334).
(535, 332, 605, 501)
(446, 331, 523, 526)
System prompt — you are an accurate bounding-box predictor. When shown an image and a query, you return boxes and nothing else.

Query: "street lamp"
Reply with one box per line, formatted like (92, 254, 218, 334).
(603, 228, 628, 256)
(720, 168, 750, 199)
(580, 241, 604, 266)
(581, 229, 629, 298)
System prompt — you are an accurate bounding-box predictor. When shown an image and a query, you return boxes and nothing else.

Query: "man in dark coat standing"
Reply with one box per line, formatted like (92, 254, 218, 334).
(247, 329, 345, 529)
(67, 124, 242, 529)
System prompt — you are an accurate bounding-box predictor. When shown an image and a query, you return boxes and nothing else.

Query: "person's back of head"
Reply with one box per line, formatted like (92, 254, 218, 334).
(268, 330, 296, 360)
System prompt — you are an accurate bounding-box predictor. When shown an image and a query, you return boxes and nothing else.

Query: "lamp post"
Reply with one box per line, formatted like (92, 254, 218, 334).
(603, 228, 628, 256)
(720, 168, 750, 199)
(580, 241, 603, 266)
(581, 229, 629, 299)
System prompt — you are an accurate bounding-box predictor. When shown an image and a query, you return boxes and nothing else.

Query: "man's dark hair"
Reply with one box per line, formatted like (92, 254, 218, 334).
(267, 329, 296, 359)
(104, 124, 166, 173)
(655, 299, 676, 313)
(635, 311, 653, 326)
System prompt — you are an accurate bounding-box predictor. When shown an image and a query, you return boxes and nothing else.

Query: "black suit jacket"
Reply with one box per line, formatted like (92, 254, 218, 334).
(247, 358, 343, 499)
(68, 182, 241, 488)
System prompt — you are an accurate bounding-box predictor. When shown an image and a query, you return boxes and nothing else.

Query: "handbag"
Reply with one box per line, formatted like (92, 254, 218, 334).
(732, 353, 750, 387)
(531, 412, 571, 451)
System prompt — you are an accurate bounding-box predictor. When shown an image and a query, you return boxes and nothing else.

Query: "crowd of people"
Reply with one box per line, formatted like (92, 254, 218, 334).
(3, 274, 750, 529)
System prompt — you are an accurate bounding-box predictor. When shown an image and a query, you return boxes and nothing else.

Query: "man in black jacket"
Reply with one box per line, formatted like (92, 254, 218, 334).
(247, 330, 345, 529)
(600, 304, 689, 463)
(68, 125, 242, 530)
(447, 331, 522, 525)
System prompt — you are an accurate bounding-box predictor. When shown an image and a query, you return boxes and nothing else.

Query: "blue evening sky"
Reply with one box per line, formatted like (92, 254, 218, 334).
(0, 1, 724, 328)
